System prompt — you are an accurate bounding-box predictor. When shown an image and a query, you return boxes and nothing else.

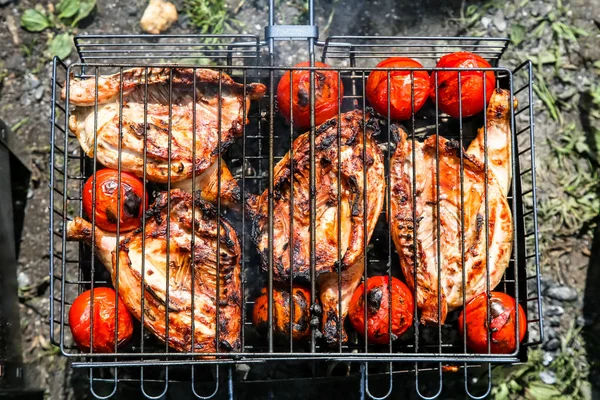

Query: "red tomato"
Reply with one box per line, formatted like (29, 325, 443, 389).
(252, 286, 311, 341)
(429, 52, 496, 118)
(366, 57, 430, 120)
(277, 61, 343, 130)
(348, 276, 414, 344)
(82, 169, 147, 232)
(69, 287, 134, 353)
(458, 292, 527, 354)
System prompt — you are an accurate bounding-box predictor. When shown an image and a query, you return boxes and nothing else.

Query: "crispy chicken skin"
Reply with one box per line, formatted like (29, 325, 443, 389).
(63, 68, 266, 209)
(252, 110, 386, 344)
(66, 189, 242, 353)
(390, 89, 514, 325)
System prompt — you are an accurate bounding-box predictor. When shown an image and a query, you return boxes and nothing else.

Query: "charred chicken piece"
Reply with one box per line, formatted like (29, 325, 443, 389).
(66, 189, 242, 353)
(252, 110, 386, 345)
(390, 89, 514, 325)
(63, 68, 266, 209)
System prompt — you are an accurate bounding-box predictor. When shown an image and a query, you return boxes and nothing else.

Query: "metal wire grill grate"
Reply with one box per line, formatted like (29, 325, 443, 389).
(49, 34, 542, 399)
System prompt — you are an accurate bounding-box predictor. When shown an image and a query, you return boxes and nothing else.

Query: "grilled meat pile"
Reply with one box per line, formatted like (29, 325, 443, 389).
(66, 189, 242, 353)
(251, 110, 386, 344)
(390, 89, 514, 325)
(63, 68, 266, 209)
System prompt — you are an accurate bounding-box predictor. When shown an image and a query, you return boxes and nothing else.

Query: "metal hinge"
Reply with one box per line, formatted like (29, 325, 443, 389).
(265, 25, 319, 41)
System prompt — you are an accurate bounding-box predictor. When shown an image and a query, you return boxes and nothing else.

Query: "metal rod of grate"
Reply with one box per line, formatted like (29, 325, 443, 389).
(48, 4, 541, 398)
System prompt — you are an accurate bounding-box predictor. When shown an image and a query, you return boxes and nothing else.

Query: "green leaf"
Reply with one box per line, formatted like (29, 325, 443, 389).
(48, 32, 74, 60)
(57, 0, 81, 20)
(71, 0, 96, 27)
(525, 382, 562, 399)
(20, 9, 52, 32)
(510, 24, 526, 46)
(493, 383, 510, 400)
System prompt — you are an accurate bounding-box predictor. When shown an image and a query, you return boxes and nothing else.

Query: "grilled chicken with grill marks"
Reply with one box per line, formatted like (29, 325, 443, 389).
(252, 110, 386, 345)
(390, 89, 514, 325)
(64, 68, 266, 210)
(66, 189, 242, 353)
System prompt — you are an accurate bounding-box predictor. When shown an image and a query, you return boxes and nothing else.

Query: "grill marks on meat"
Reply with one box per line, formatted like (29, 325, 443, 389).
(252, 110, 386, 344)
(390, 89, 514, 325)
(66, 189, 242, 353)
(64, 68, 266, 209)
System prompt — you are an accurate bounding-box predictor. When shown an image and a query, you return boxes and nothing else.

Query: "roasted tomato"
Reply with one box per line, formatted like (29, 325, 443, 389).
(429, 52, 496, 118)
(458, 292, 527, 354)
(82, 169, 147, 232)
(348, 276, 414, 344)
(252, 286, 311, 341)
(366, 57, 430, 120)
(277, 61, 343, 130)
(69, 287, 134, 353)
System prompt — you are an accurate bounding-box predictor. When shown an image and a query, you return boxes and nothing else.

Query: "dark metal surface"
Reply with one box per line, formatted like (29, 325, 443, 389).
(0, 121, 43, 399)
(49, 30, 541, 399)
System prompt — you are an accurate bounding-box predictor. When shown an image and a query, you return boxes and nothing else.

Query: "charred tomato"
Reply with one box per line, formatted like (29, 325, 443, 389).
(366, 57, 430, 120)
(458, 291, 527, 354)
(82, 169, 147, 232)
(69, 287, 134, 353)
(348, 276, 414, 344)
(252, 286, 312, 341)
(429, 52, 496, 118)
(277, 61, 343, 130)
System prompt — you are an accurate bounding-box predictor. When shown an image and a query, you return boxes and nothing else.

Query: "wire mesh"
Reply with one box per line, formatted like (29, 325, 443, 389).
(49, 35, 541, 399)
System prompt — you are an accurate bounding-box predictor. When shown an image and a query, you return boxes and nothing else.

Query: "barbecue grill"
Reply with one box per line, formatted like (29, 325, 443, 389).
(49, 1, 543, 398)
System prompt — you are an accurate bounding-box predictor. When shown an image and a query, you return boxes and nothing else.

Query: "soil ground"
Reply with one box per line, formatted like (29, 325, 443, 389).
(1, 0, 599, 398)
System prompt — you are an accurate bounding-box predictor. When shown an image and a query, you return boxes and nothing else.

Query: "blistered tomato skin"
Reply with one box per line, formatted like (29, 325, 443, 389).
(82, 169, 147, 232)
(277, 61, 343, 130)
(68, 287, 134, 353)
(458, 292, 527, 354)
(252, 286, 312, 341)
(429, 52, 496, 118)
(348, 276, 414, 344)
(366, 57, 430, 120)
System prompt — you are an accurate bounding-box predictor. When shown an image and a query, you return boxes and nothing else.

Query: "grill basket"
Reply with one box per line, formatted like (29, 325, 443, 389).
(49, 26, 542, 400)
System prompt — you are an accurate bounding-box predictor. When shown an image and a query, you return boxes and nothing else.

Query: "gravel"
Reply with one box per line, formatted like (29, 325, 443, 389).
(545, 286, 578, 302)
(539, 370, 557, 385)
(544, 338, 561, 351)
(492, 10, 507, 32)
(545, 305, 565, 317)
(542, 352, 554, 366)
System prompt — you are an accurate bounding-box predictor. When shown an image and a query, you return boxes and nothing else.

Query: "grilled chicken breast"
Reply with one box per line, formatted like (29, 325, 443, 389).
(64, 68, 266, 209)
(390, 89, 514, 325)
(252, 110, 386, 344)
(66, 189, 242, 353)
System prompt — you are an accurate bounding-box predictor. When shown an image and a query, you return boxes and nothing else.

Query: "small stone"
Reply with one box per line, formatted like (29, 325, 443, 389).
(544, 338, 560, 351)
(24, 74, 41, 91)
(481, 16, 492, 29)
(140, 0, 178, 34)
(493, 10, 507, 32)
(545, 305, 564, 317)
(557, 87, 577, 101)
(540, 370, 557, 385)
(17, 272, 31, 289)
(542, 352, 553, 366)
(549, 316, 561, 327)
(34, 86, 44, 101)
(546, 286, 578, 302)
(576, 314, 595, 327)
(6, 54, 25, 73)
(126, 4, 138, 16)
(545, 327, 557, 340)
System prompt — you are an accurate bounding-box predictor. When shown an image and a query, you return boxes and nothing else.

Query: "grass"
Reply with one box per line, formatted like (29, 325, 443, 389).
(538, 123, 600, 237)
(492, 324, 590, 399)
(183, 0, 242, 42)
